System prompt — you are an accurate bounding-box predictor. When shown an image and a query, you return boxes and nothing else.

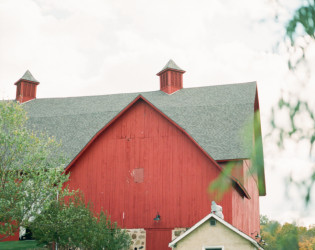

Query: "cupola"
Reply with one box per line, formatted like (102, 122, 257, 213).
(15, 70, 40, 103)
(157, 59, 185, 94)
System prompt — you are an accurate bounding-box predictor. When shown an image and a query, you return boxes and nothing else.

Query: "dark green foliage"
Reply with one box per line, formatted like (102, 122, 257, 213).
(260, 215, 269, 226)
(0, 101, 69, 240)
(285, 1, 315, 71)
(92, 212, 131, 250)
(276, 223, 299, 250)
(30, 193, 131, 250)
(260, 215, 315, 249)
(286, 0, 315, 44)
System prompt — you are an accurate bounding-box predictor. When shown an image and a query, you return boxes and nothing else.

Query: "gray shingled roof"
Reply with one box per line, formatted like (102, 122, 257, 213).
(23, 82, 257, 167)
(159, 59, 184, 72)
(21, 70, 39, 83)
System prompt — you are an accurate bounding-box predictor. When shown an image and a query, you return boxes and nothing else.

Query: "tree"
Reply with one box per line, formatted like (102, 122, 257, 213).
(270, 0, 315, 205)
(277, 223, 299, 249)
(0, 101, 69, 240)
(260, 215, 315, 249)
(260, 215, 281, 250)
(30, 192, 131, 249)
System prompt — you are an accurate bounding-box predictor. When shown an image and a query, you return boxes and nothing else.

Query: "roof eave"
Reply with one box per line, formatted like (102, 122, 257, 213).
(156, 68, 186, 76)
(254, 86, 266, 196)
(14, 79, 40, 85)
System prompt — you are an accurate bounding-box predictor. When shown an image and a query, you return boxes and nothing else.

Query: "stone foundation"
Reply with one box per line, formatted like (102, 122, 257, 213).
(172, 228, 188, 241)
(125, 227, 187, 249)
(126, 228, 146, 250)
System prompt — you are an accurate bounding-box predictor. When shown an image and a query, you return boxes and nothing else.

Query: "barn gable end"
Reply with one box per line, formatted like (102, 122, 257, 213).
(66, 95, 249, 195)
(67, 96, 247, 230)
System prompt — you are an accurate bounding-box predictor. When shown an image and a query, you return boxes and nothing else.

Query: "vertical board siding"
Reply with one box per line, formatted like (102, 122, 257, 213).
(231, 160, 260, 236)
(0, 231, 19, 242)
(146, 229, 172, 250)
(68, 100, 237, 229)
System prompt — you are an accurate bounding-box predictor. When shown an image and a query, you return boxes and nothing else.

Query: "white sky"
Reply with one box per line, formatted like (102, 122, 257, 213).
(1, 0, 314, 226)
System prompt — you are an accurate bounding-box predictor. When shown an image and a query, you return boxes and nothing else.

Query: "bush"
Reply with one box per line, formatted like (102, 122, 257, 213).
(30, 193, 131, 249)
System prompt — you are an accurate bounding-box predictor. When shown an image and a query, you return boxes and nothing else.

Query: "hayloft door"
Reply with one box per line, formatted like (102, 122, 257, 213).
(146, 229, 172, 250)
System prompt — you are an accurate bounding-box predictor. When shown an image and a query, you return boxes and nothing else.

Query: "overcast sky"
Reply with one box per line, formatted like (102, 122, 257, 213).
(1, 0, 314, 226)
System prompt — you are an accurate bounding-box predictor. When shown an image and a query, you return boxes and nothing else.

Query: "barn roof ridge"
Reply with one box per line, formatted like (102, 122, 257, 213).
(23, 81, 257, 101)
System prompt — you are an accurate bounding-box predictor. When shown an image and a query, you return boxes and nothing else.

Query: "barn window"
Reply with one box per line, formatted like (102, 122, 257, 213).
(209, 218, 216, 226)
(133, 168, 144, 183)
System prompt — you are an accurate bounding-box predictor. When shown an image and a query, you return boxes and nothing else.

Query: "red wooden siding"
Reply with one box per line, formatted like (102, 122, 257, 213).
(66, 99, 257, 236)
(15, 80, 38, 103)
(0, 225, 19, 242)
(146, 229, 172, 250)
(158, 69, 184, 94)
(231, 160, 260, 236)
(0, 233, 19, 242)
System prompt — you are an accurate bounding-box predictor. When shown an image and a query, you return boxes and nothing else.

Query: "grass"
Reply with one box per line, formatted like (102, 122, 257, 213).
(0, 240, 46, 249)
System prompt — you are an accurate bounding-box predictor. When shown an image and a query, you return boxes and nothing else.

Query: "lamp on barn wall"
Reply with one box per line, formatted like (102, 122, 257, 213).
(251, 231, 266, 245)
(251, 231, 261, 239)
(153, 212, 161, 222)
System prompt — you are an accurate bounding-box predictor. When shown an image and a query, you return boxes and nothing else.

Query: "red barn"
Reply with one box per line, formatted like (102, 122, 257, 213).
(12, 60, 265, 249)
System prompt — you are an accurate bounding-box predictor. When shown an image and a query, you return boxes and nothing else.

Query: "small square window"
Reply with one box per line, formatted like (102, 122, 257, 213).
(209, 218, 216, 226)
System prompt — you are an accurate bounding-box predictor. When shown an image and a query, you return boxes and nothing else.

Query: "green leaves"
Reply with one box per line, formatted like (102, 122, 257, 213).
(208, 162, 233, 201)
(260, 215, 315, 250)
(0, 101, 70, 240)
(286, 1, 315, 45)
(30, 193, 131, 249)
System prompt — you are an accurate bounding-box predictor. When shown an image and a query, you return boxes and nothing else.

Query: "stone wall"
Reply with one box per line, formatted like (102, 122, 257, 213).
(172, 228, 188, 241)
(126, 227, 188, 249)
(126, 228, 146, 250)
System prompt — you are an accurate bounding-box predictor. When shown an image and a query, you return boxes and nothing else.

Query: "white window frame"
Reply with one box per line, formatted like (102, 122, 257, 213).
(202, 246, 224, 250)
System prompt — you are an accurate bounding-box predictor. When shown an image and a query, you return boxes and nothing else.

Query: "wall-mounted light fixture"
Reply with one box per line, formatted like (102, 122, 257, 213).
(154, 213, 161, 222)
(251, 231, 261, 239)
(251, 231, 266, 245)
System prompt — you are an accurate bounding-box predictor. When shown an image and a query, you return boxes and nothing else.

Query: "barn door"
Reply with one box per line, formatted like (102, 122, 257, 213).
(146, 229, 172, 250)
